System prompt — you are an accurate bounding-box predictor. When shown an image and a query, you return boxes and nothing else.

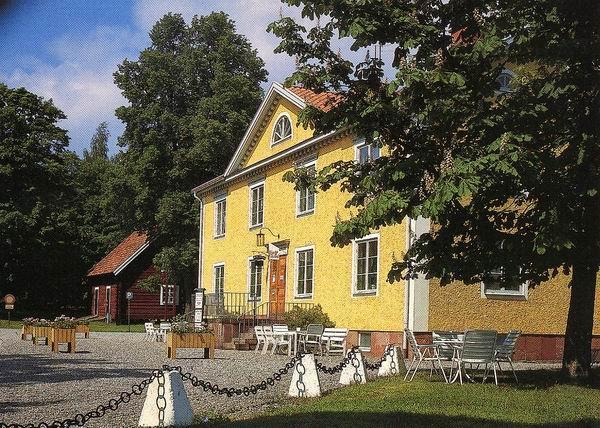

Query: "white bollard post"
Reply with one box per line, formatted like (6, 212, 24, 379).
(138, 370, 193, 427)
(339, 349, 367, 385)
(289, 353, 321, 397)
(378, 345, 401, 377)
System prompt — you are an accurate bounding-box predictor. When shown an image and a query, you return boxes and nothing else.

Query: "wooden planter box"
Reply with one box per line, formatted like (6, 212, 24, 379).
(167, 332, 215, 359)
(32, 326, 52, 345)
(75, 324, 90, 338)
(21, 324, 33, 340)
(50, 328, 76, 353)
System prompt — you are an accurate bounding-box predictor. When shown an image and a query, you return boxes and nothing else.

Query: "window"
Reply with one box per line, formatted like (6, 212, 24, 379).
(482, 266, 527, 298)
(248, 258, 264, 301)
(355, 138, 380, 164)
(214, 196, 226, 238)
(92, 287, 99, 316)
(249, 182, 264, 228)
(160, 285, 178, 305)
(354, 236, 379, 294)
(358, 332, 372, 351)
(296, 161, 316, 216)
(272, 114, 292, 145)
(296, 247, 314, 297)
(213, 264, 225, 296)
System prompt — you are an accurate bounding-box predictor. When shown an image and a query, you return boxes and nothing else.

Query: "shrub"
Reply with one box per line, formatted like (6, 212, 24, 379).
(283, 304, 335, 330)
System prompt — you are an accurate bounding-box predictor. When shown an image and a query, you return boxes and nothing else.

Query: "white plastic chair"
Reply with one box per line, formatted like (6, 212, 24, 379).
(144, 322, 157, 342)
(272, 324, 292, 355)
(157, 322, 171, 342)
(404, 329, 448, 382)
(301, 324, 324, 354)
(254, 325, 266, 353)
(320, 328, 348, 355)
(262, 326, 277, 354)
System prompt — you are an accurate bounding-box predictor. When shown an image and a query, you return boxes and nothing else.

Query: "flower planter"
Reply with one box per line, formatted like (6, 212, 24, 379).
(21, 324, 33, 340)
(32, 326, 52, 345)
(75, 324, 90, 338)
(50, 328, 76, 353)
(167, 332, 215, 359)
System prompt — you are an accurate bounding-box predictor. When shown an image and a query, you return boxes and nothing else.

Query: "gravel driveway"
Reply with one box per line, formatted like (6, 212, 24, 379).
(0, 328, 348, 427)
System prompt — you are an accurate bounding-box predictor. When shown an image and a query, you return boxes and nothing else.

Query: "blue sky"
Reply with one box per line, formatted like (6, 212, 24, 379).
(0, 1, 310, 154)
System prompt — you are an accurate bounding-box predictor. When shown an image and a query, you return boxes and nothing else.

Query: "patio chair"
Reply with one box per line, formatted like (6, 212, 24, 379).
(144, 322, 157, 342)
(157, 322, 171, 342)
(254, 325, 266, 353)
(272, 324, 292, 355)
(404, 329, 448, 382)
(451, 330, 498, 385)
(301, 324, 324, 354)
(432, 331, 460, 379)
(495, 330, 521, 383)
(262, 326, 277, 354)
(320, 328, 348, 355)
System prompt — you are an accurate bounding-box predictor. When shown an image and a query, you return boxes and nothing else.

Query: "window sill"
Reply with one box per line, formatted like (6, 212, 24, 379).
(213, 234, 225, 240)
(482, 292, 527, 301)
(249, 223, 263, 231)
(294, 294, 313, 300)
(296, 210, 315, 218)
(270, 136, 292, 147)
(353, 291, 377, 297)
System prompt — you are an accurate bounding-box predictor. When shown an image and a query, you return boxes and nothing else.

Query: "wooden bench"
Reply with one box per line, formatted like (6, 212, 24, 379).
(321, 328, 348, 355)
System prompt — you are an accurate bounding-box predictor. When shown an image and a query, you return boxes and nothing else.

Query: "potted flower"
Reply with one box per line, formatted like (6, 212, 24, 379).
(32, 318, 53, 345)
(75, 319, 90, 338)
(21, 317, 37, 340)
(50, 315, 77, 353)
(166, 314, 215, 359)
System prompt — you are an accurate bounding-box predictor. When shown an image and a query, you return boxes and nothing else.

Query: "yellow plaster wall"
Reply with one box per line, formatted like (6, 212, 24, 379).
(241, 99, 315, 168)
(428, 274, 600, 335)
(202, 133, 407, 332)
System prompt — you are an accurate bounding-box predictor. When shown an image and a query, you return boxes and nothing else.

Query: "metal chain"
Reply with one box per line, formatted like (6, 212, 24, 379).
(164, 352, 302, 397)
(155, 370, 167, 427)
(295, 355, 306, 397)
(314, 347, 358, 374)
(364, 345, 396, 371)
(0, 371, 161, 428)
(351, 351, 363, 383)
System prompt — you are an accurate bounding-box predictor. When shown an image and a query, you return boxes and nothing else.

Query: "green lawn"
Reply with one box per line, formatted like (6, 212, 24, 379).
(199, 371, 600, 427)
(0, 320, 144, 332)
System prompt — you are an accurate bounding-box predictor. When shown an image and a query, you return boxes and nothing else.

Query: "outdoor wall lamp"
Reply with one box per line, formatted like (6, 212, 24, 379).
(256, 227, 279, 247)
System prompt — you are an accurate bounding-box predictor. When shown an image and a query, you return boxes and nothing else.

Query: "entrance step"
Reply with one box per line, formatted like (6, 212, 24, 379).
(222, 342, 236, 350)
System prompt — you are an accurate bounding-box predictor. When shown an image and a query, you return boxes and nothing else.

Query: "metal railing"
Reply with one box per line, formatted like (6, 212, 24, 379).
(236, 301, 315, 337)
(203, 292, 257, 319)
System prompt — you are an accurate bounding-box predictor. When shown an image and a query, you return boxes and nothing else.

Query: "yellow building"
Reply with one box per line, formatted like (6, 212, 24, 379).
(192, 83, 600, 359)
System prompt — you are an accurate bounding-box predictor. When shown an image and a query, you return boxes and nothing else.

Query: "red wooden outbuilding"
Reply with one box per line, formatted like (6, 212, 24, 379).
(85, 232, 178, 322)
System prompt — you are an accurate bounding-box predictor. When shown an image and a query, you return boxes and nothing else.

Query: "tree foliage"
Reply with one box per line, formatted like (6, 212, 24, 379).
(270, 1, 599, 377)
(0, 83, 85, 309)
(114, 12, 268, 302)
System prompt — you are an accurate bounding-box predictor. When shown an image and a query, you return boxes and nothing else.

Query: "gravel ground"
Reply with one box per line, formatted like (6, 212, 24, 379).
(0, 329, 348, 427)
(0, 328, 561, 427)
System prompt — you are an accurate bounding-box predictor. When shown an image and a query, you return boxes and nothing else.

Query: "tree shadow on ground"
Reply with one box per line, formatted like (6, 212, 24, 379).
(0, 353, 155, 385)
(201, 411, 600, 428)
(0, 400, 64, 415)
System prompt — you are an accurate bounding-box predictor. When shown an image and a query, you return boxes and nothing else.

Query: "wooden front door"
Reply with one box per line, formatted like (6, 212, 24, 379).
(269, 255, 287, 315)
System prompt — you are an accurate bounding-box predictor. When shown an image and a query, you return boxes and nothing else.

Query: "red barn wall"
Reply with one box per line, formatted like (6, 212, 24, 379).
(126, 264, 177, 321)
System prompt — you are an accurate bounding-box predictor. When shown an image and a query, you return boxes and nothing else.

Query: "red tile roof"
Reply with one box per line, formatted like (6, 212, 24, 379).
(287, 86, 342, 112)
(87, 231, 149, 277)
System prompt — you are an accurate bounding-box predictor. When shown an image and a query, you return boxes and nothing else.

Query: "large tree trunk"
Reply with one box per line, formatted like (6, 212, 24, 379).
(562, 261, 597, 378)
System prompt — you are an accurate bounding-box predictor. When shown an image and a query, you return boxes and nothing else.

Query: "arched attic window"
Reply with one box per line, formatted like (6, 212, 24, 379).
(496, 70, 514, 93)
(271, 113, 292, 145)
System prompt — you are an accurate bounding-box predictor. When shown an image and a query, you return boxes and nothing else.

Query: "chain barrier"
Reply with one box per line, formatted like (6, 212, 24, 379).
(163, 351, 302, 398)
(295, 355, 307, 397)
(155, 371, 166, 427)
(0, 370, 163, 428)
(314, 347, 358, 374)
(364, 345, 395, 371)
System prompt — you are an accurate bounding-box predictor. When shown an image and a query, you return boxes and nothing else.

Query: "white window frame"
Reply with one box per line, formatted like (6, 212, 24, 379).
(247, 257, 264, 302)
(93, 287, 99, 316)
(105, 286, 111, 316)
(271, 112, 293, 146)
(351, 234, 380, 296)
(160, 284, 178, 306)
(295, 159, 317, 217)
(213, 263, 225, 295)
(496, 69, 515, 93)
(248, 180, 265, 229)
(358, 331, 372, 352)
(294, 245, 315, 298)
(354, 137, 380, 164)
(213, 195, 226, 238)
(481, 267, 528, 300)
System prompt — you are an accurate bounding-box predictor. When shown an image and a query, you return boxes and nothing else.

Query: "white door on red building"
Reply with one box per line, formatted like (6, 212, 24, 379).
(105, 286, 111, 320)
